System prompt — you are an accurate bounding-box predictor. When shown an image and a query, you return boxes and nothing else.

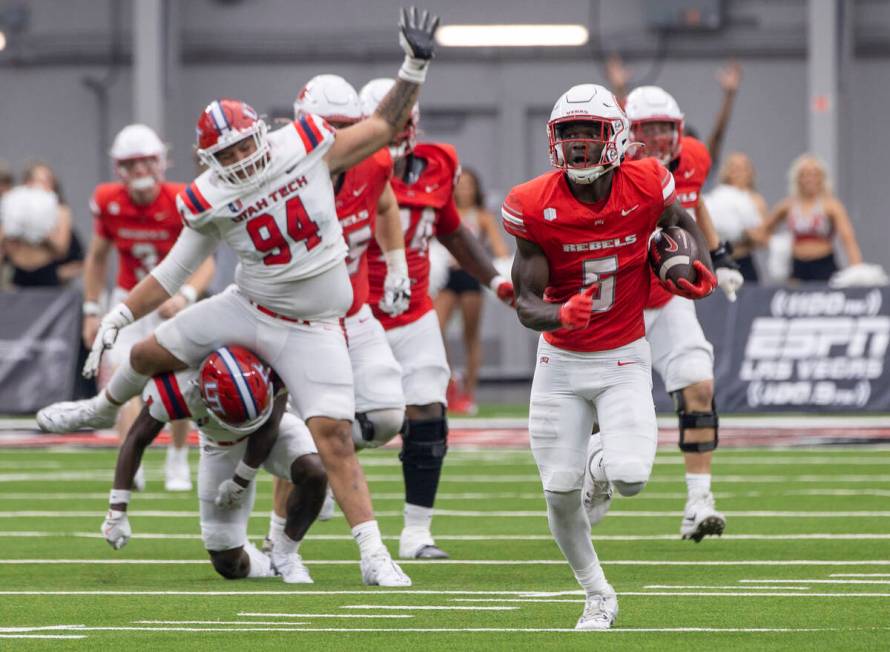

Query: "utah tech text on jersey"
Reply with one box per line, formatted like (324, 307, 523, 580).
(230, 175, 310, 223)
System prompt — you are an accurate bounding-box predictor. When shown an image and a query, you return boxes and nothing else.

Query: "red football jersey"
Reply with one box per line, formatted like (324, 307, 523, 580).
(336, 149, 393, 317)
(367, 142, 462, 329)
(90, 182, 186, 290)
(646, 136, 711, 309)
(502, 158, 676, 352)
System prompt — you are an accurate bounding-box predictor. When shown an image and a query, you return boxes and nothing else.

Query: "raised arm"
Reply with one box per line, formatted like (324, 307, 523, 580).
(325, 8, 440, 174)
(707, 60, 742, 165)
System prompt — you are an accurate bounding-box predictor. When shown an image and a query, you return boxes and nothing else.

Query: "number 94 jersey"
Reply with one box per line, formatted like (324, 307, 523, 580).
(176, 114, 348, 292)
(501, 158, 676, 353)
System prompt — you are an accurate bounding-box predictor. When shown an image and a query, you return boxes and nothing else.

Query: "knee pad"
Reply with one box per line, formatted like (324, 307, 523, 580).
(612, 480, 646, 497)
(399, 412, 448, 470)
(543, 489, 582, 515)
(672, 390, 719, 453)
(352, 408, 406, 450)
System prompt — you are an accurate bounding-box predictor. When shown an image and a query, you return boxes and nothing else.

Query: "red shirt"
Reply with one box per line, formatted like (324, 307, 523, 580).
(645, 136, 711, 309)
(367, 142, 462, 329)
(502, 158, 676, 352)
(335, 149, 393, 317)
(90, 182, 185, 290)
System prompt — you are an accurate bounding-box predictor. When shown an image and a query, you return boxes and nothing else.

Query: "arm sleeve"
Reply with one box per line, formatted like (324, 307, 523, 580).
(150, 226, 218, 295)
(659, 164, 677, 207)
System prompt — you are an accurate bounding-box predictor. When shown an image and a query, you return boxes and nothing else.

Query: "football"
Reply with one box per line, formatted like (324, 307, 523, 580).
(648, 225, 699, 286)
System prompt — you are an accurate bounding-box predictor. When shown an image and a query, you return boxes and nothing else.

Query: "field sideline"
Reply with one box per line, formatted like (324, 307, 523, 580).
(1, 443, 890, 650)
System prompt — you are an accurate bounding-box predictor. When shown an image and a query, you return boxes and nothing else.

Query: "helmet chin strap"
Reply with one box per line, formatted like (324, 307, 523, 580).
(566, 165, 610, 184)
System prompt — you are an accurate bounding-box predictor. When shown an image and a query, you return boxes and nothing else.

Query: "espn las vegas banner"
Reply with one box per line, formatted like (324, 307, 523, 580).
(652, 285, 890, 413)
(0, 287, 82, 414)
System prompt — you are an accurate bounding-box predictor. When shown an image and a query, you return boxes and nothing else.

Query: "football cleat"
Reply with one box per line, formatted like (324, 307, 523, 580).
(133, 464, 146, 492)
(261, 536, 273, 555)
(318, 487, 336, 521)
(270, 550, 313, 584)
(681, 491, 726, 542)
(399, 527, 449, 560)
(361, 549, 412, 587)
(164, 455, 192, 492)
(582, 434, 613, 526)
(575, 591, 618, 631)
(36, 397, 117, 433)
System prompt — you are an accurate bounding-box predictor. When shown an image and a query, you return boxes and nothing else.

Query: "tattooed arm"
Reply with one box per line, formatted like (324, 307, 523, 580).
(324, 7, 439, 174)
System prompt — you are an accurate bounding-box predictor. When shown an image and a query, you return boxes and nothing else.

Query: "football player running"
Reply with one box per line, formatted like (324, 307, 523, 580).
(86, 124, 216, 491)
(260, 74, 409, 541)
(102, 346, 325, 584)
(359, 78, 515, 560)
(40, 6, 440, 587)
(504, 84, 715, 629)
(624, 86, 744, 541)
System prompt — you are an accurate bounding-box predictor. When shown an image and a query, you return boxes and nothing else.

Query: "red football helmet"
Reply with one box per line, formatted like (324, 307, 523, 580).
(198, 346, 274, 434)
(195, 99, 270, 189)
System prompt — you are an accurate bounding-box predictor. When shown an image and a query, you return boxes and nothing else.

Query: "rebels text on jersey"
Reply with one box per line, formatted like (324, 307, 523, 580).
(646, 135, 711, 309)
(176, 114, 348, 307)
(91, 182, 185, 290)
(366, 142, 462, 329)
(336, 148, 393, 317)
(502, 158, 676, 352)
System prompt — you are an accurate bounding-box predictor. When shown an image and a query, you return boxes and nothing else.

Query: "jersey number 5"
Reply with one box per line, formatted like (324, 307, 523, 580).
(247, 196, 321, 266)
(582, 255, 617, 312)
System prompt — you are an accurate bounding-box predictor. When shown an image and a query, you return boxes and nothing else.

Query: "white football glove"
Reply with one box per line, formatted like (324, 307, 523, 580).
(379, 248, 411, 316)
(716, 267, 744, 302)
(102, 509, 131, 550)
(215, 478, 249, 510)
(83, 303, 134, 378)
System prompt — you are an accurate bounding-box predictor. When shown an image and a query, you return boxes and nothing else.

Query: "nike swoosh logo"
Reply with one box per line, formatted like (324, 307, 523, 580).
(684, 169, 695, 179)
(285, 164, 299, 175)
(620, 204, 639, 216)
(352, 184, 367, 197)
(684, 515, 696, 522)
(617, 360, 637, 366)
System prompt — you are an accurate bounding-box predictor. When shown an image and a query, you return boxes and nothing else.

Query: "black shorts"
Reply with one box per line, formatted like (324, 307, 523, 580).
(444, 268, 481, 294)
(792, 253, 838, 282)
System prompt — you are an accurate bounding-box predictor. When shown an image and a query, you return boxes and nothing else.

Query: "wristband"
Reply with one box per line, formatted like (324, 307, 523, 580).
(179, 284, 198, 305)
(398, 56, 429, 84)
(488, 274, 508, 293)
(83, 301, 102, 317)
(234, 461, 258, 483)
(383, 248, 409, 275)
(109, 489, 132, 505)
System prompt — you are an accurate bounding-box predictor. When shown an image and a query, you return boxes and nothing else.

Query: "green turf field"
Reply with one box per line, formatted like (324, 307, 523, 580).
(1, 445, 890, 650)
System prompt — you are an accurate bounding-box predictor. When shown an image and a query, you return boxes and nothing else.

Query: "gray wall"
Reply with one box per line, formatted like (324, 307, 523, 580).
(2, 0, 889, 271)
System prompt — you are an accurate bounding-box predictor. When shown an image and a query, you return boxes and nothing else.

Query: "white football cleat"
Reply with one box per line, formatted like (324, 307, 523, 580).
(133, 464, 146, 492)
(271, 550, 313, 584)
(399, 526, 448, 559)
(164, 452, 192, 492)
(575, 591, 618, 631)
(582, 434, 613, 526)
(681, 490, 726, 542)
(318, 487, 336, 521)
(36, 396, 117, 433)
(361, 549, 412, 586)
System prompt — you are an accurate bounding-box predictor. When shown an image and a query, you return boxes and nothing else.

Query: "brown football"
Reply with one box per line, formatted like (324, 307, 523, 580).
(648, 226, 699, 286)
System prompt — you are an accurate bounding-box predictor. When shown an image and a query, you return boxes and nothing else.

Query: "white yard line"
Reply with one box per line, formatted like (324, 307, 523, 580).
(0, 634, 87, 639)
(237, 612, 412, 619)
(453, 592, 890, 600)
(133, 621, 310, 626)
(741, 579, 890, 585)
(830, 573, 890, 577)
(339, 605, 517, 611)
(3, 559, 890, 567)
(642, 585, 812, 590)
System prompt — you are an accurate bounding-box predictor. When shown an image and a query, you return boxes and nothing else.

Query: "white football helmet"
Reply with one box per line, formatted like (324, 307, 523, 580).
(294, 74, 363, 126)
(625, 86, 685, 165)
(110, 124, 167, 192)
(548, 84, 630, 184)
(359, 77, 419, 160)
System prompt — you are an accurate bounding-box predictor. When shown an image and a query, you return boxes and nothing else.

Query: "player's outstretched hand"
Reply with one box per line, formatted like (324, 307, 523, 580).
(102, 509, 131, 550)
(559, 284, 597, 330)
(83, 303, 134, 378)
(668, 261, 717, 300)
(215, 478, 249, 510)
(380, 272, 412, 317)
(399, 7, 440, 61)
(710, 242, 744, 302)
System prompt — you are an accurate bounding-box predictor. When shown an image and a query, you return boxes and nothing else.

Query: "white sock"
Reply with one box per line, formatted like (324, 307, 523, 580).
(243, 542, 274, 578)
(105, 359, 149, 406)
(166, 445, 188, 465)
(352, 520, 385, 558)
(268, 512, 286, 541)
(575, 560, 613, 597)
(272, 531, 300, 556)
(403, 503, 433, 532)
(686, 473, 711, 497)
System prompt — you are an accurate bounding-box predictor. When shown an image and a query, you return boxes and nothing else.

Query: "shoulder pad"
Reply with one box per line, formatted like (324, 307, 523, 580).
(176, 173, 225, 229)
(144, 371, 194, 423)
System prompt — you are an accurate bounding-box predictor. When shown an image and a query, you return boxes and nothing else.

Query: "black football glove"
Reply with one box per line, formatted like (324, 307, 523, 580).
(710, 241, 744, 302)
(399, 7, 440, 61)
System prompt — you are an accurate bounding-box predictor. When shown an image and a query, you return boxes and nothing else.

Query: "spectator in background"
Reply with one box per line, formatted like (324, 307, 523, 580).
(434, 168, 510, 415)
(0, 161, 13, 197)
(704, 152, 767, 282)
(762, 154, 862, 282)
